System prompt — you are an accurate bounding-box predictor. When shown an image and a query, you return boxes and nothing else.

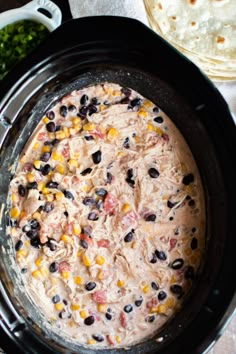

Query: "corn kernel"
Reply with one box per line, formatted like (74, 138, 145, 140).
(97, 304, 108, 312)
(147, 123, 155, 131)
(74, 276, 83, 285)
(55, 164, 65, 174)
(33, 142, 40, 150)
(107, 127, 119, 140)
(95, 255, 105, 265)
(10, 207, 20, 219)
(82, 185, 91, 192)
(117, 279, 125, 287)
(61, 234, 72, 244)
(35, 256, 43, 267)
(42, 187, 49, 195)
(155, 127, 164, 135)
(32, 211, 41, 221)
(134, 135, 141, 143)
(138, 109, 147, 118)
(52, 151, 63, 162)
(71, 304, 80, 311)
(73, 124, 82, 132)
(115, 335, 121, 344)
(11, 227, 17, 237)
(69, 320, 74, 327)
(82, 254, 91, 267)
(72, 117, 81, 125)
(55, 131, 66, 140)
(150, 307, 159, 313)
(77, 250, 83, 257)
(42, 145, 51, 153)
(157, 304, 167, 314)
(43, 117, 49, 124)
(68, 128, 76, 136)
(55, 303, 64, 311)
(87, 339, 96, 345)
(97, 270, 104, 280)
(54, 191, 63, 201)
(122, 203, 130, 213)
(165, 297, 175, 308)
(117, 151, 124, 157)
(83, 123, 95, 131)
(61, 271, 70, 279)
(37, 181, 44, 191)
(112, 90, 120, 96)
(40, 266, 49, 277)
(68, 159, 78, 168)
(17, 249, 27, 257)
(73, 223, 81, 236)
(32, 270, 41, 278)
(24, 240, 30, 247)
(26, 173, 35, 183)
(142, 285, 150, 294)
(63, 127, 70, 138)
(80, 310, 88, 318)
(20, 211, 26, 219)
(170, 275, 177, 284)
(48, 132, 55, 140)
(11, 193, 18, 203)
(45, 193, 54, 202)
(143, 100, 152, 108)
(100, 104, 106, 111)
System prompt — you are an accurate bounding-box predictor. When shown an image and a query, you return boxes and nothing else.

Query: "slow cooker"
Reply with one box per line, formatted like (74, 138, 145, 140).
(0, 17, 236, 354)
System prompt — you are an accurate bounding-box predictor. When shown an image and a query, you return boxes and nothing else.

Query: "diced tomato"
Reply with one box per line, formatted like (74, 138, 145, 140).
(37, 132, 47, 141)
(106, 334, 115, 346)
(64, 223, 73, 235)
(91, 127, 106, 139)
(91, 290, 107, 304)
(97, 239, 110, 248)
(79, 234, 94, 246)
(121, 211, 137, 229)
(169, 238, 177, 251)
(162, 133, 169, 142)
(61, 145, 70, 159)
(22, 162, 33, 172)
(59, 261, 71, 272)
(120, 311, 127, 328)
(104, 193, 117, 214)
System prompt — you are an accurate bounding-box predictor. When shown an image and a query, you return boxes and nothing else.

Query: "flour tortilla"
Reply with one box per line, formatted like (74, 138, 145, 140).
(144, 0, 236, 80)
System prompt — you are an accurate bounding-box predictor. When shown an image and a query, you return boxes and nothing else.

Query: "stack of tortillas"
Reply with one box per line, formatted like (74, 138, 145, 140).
(144, 0, 236, 81)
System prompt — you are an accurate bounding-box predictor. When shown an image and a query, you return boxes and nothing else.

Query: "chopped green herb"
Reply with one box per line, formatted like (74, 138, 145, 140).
(0, 20, 49, 80)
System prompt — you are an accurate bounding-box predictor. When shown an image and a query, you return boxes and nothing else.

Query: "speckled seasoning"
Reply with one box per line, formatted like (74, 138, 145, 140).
(8, 83, 205, 348)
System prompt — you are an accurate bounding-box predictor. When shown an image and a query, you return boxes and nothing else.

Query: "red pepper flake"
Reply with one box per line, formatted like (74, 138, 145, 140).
(169, 238, 177, 251)
(59, 261, 71, 272)
(104, 193, 118, 215)
(162, 133, 169, 142)
(120, 311, 127, 328)
(97, 239, 110, 248)
(106, 334, 115, 346)
(91, 290, 107, 304)
(37, 132, 47, 141)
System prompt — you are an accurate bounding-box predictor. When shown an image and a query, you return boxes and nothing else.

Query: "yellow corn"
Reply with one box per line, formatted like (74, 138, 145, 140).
(20, 211, 26, 219)
(55, 191, 64, 201)
(40, 267, 49, 278)
(156, 304, 167, 314)
(72, 117, 81, 125)
(33, 160, 41, 170)
(24, 240, 30, 247)
(26, 173, 35, 183)
(73, 124, 82, 133)
(95, 255, 105, 265)
(42, 145, 51, 153)
(80, 310, 88, 319)
(48, 132, 55, 140)
(143, 100, 152, 108)
(82, 254, 91, 267)
(55, 131, 66, 140)
(107, 127, 119, 140)
(68, 159, 78, 168)
(72, 223, 81, 236)
(17, 249, 27, 257)
(117, 279, 125, 288)
(33, 142, 40, 150)
(55, 303, 64, 311)
(74, 276, 83, 285)
(68, 128, 76, 136)
(61, 271, 70, 279)
(10, 227, 17, 237)
(170, 275, 177, 284)
(63, 127, 70, 138)
(156, 127, 164, 135)
(77, 250, 83, 257)
(112, 90, 120, 96)
(35, 256, 43, 267)
(115, 335, 121, 344)
(147, 123, 156, 131)
(150, 307, 159, 313)
(42, 187, 49, 195)
(45, 193, 54, 202)
(83, 123, 95, 131)
(32, 270, 41, 278)
(32, 211, 41, 221)
(37, 181, 44, 191)
(61, 234, 72, 244)
(99, 104, 106, 111)
(52, 151, 63, 162)
(117, 151, 124, 158)
(165, 297, 175, 309)
(43, 117, 49, 124)
(97, 304, 108, 313)
(142, 285, 150, 294)
(10, 207, 20, 219)
(11, 193, 18, 203)
(87, 339, 96, 345)
(138, 109, 147, 118)
(69, 320, 74, 327)
(55, 164, 65, 174)
(122, 203, 130, 213)
(134, 135, 141, 143)
(97, 270, 105, 280)
(82, 184, 91, 192)
(71, 304, 80, 311)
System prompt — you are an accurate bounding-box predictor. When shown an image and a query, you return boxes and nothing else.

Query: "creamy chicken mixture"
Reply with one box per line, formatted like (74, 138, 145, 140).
(8, 83, 205, 348)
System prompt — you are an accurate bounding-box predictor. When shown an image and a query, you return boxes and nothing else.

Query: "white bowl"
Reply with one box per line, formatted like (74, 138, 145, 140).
(0, 0, 62, 31)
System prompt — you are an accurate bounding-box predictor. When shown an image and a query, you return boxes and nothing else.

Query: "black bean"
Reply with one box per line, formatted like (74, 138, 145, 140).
(105, 312, 112, 320)
(95, 188, 107, 197)
(188, 199, 195, 207)
(18, 184, 26, 197)
(85, 282, 96, 291)
(41, 164, 51, 176)
(158, 290, 167, 301)
(83, 225, 92, 236)
(171, 258, 184, 270)
(30, 219, 40, 229)
(26, 230, 38, 239)
(83, 197, 96, 206)
(120, 97, 130, 104)
(145, 315, 155, 323)
(91, 97, 100, 105)
(150, 253, 158, 264)
(153, 116, 163, 124)
(151, 282, 159, 291)
(192, 227, 196, 233)
(81, 167, 92, 176)
(63, 299, 68, 305)
(191, 237, 198, 250)
(182, 173, 194, 185)
(167, 200, 178, 208)
(130, 98, 142, 108)
(68, 104, 76, 112)
(30, 237, 41, 248)
(125, 178, 135, 188)
(145, 214, 156, 222)
(92, 334, 104, 342)
(106, 172, 112, 184)
(121, 87, 132, 96)
(80, 94, 89, 105)
(153, 106, 160, 113)
(44, 202, 54, 213)
(88, 104, 98, 116)
(64, 191, 74, 200)
(46, 122, 56, 132)
(55, 125, 61, 132)
(186, 195, 191, 200)
(84, 135, 94, 141)
(127, 168, 133, 179)
(22, 225, 30, 233)
(92, 150, 102, 164)
(123, 137, 130, 149)
(88, 212, 99, 221)
(15, 240, 23, 251)
(148, 168, 159, 178)
(134, 298, 143, 307)
(64, 211, 69, 217)
(27, 182, 38, 189)
(155, 250, 167, 261)
(46, 111, 55, 120)
(46, 181, 58, 189)
(41, 152, 51, 162)
(124, 231, 134, 243)
(47, 239, 57, 251)
(49, 262, 59, 273)
(170, 284, 183, 295)
(84, 316, 95, 326)
(79, 105, 88, 116)
(52, 294, 60, 304)
(21, 268, 27, 274)
(96, 199, 103, 210)
(59, 310, 67, 319)
(51, 139, 59, 146)
(60, 105, 68, 117)
(185, 266, 195, 280)
(80, 239, 88, 249)
(124, 304, 133, 313)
